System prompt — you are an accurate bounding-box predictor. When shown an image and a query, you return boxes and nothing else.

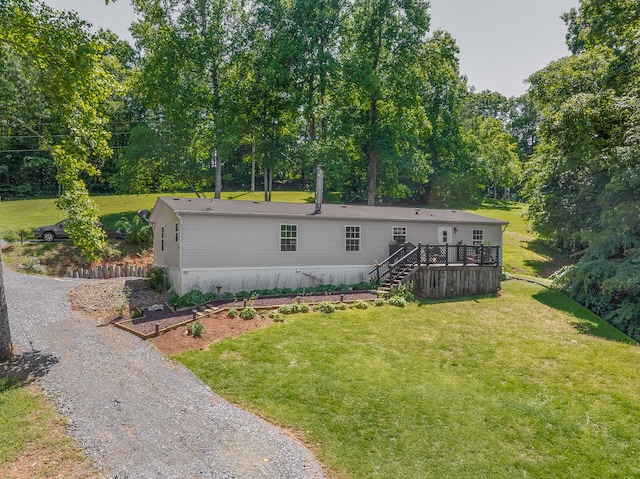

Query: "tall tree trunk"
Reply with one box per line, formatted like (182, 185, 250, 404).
(0, 249, 13, 361)
(368, 98, 378, 206)
(251, 144, 256, 193)
(214, 148, 222, 199)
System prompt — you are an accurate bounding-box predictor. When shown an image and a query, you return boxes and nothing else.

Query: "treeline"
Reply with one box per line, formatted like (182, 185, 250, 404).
(1, 0, 534, 206)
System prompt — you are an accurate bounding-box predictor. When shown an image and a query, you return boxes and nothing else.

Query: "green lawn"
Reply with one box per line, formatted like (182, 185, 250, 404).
(0, 190, 313, 232)
(178, 281, 638, 479)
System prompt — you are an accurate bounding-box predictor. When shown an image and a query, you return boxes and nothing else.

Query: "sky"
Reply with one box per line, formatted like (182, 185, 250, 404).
(43, 0, 580, 98)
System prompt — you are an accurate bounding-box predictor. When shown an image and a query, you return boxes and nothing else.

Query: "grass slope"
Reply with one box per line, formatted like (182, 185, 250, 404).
(178, 281, 637, 479)
(0, 191, 313, 232)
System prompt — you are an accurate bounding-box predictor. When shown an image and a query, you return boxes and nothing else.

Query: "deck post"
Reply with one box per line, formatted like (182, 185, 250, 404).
(418, 243, 422, 267)
(480, 245, 485, 266)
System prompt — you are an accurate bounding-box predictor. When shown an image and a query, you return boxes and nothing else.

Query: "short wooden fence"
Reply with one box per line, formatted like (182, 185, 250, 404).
(412, 265, 501, 299)
(70, 263, 148, 279)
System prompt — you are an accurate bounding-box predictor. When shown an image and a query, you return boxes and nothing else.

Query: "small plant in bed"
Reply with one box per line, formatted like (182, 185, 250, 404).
(239, 307, 257, 320)
(187, 320, 205, 337)
(227, 308, 238, 318)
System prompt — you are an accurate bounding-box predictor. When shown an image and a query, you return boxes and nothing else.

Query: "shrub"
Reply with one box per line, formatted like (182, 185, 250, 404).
(147, 266, 169, 293)
(269, 310, 285, 322)
(115, 214, 152, 245)
(239, 307, 257, 320)
(174, 289, 217, 309)
(374, 297, 387, 307)
(315, 301, 335, 314)
(335, 302, 348, 310)
(21, 256, 46, 274)
(2, 230, 20, 243)
(227, 308, 238, 318)
(387, 295, 407, 308)
(353, 300, 369, 310)
(188, 320, 205, 337)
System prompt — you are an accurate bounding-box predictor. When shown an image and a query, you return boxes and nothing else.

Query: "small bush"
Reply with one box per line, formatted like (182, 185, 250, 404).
(227, 308, 238, 318)
(2, 230, 20, 243)
(147, 266, 169, 293)
(279, 301, 310, 314)
(115, 214, 152, 245)
(387, 295, 407, 308)
(335, 302, 348, 310)
(353, 300, 369, 310)
(315, 301, 335, 314)
(188, 320, 205, 337)
(269, 310, 285, 322)
(374, 297, 386, 307)
(239, 307, 257, 320)
(21, 256, 46, 274)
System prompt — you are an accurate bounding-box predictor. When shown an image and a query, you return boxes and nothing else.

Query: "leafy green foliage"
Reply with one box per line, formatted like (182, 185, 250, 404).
(239, 307, 257, 320)
(146, 266, 169, 293)
(526, 0, 640, 336)
(187, 320, 204, 338)
(115, 214, 152, 245)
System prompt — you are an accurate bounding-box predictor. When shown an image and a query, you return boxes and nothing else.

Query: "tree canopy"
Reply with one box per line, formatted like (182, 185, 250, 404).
(526, 0, 640, 337)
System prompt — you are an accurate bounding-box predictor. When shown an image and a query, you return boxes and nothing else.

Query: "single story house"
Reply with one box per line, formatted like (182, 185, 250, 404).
(148, 196, 508, 296)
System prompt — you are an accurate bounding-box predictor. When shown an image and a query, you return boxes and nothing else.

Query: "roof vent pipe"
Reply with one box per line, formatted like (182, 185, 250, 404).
(314, 164, 324, 214)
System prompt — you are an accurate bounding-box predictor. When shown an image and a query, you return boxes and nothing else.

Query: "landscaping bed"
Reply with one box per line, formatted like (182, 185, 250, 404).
(115, 291, 378, 340)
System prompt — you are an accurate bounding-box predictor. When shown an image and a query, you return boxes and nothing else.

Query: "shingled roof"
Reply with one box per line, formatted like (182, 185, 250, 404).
(153, 197, 508, 225)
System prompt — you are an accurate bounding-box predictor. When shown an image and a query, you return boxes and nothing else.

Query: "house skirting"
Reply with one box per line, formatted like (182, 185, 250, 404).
(171, 265, 373, 296)
(412, 265, 501, 299)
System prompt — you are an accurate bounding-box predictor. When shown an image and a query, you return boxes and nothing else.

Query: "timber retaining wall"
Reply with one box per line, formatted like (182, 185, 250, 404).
(412, 266, 501, 299)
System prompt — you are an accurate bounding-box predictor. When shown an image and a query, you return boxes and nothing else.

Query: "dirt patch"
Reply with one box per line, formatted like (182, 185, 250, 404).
(151, 310, 276, 355)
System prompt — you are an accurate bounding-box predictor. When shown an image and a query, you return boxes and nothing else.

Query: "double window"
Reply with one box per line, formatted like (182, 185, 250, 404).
(280, 224, 298, 252)
(472, 229, 484, 246)
(346, 226, 361, 252)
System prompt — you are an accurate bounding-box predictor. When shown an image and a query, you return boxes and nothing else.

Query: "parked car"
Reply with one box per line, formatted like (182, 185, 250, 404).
(34, 219, 103, 242)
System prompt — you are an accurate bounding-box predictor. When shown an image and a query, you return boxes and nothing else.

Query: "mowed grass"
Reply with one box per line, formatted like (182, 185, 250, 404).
(178, 280, 638, 479)
(0, 378, 97, 476)
(0, 190, 313, 232)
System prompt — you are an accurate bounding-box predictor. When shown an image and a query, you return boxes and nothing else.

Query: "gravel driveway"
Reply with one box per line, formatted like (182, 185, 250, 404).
(4, 267, 325, 479)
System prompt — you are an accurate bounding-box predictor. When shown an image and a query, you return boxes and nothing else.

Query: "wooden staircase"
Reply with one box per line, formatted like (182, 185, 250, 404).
(377, 262, 418, 294)
(370, 243, 420, 295)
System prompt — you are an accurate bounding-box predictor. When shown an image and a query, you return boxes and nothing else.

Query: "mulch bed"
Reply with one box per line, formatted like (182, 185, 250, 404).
(116, 291, 378, 339)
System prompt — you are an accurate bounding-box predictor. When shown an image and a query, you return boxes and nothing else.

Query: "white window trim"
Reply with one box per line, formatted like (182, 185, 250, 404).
(161, 225, 165, 252)
(392, 226, 407, 244)
(345, 225, 361, 252)
(472, 229, 484, 246)
(280, 224, 298, 252)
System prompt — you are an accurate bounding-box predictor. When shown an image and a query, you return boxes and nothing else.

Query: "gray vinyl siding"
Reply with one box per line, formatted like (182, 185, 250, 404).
(179, 213, 504, 270)
(151, 203, 181, 269)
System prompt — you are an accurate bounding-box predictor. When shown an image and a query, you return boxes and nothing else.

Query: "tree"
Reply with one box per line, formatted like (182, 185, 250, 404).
(526, 0, 640, 338)
(0, 0, 118, 261)
(0, 248, 11, 361)
(341, 0, 430, 205)
(126, 0, 243, 198)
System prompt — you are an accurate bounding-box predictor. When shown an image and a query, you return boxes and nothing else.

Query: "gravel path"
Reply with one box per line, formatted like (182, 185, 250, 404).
(4, 268, 325, 479)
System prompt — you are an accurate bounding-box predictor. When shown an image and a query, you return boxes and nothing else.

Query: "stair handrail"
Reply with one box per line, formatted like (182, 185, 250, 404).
(369, 245, 408, 285)
(370, 244, 420, 286)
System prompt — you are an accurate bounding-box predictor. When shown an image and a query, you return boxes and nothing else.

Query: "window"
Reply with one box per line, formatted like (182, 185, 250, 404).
(280, 224, 297, 252)
(161, 225, 165, 251)
(175, 222, 179, 242)
(472, 229, 484, 245)
(392, 226, 407, 244)
(346, 226, 361, 252)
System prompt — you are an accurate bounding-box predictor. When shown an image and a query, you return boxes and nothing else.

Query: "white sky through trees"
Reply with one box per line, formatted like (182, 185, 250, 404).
(43, 0, 579, 98)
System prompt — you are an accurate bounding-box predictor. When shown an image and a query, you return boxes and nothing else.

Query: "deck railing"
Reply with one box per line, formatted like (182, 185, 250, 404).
(370, 244, 501, 286)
